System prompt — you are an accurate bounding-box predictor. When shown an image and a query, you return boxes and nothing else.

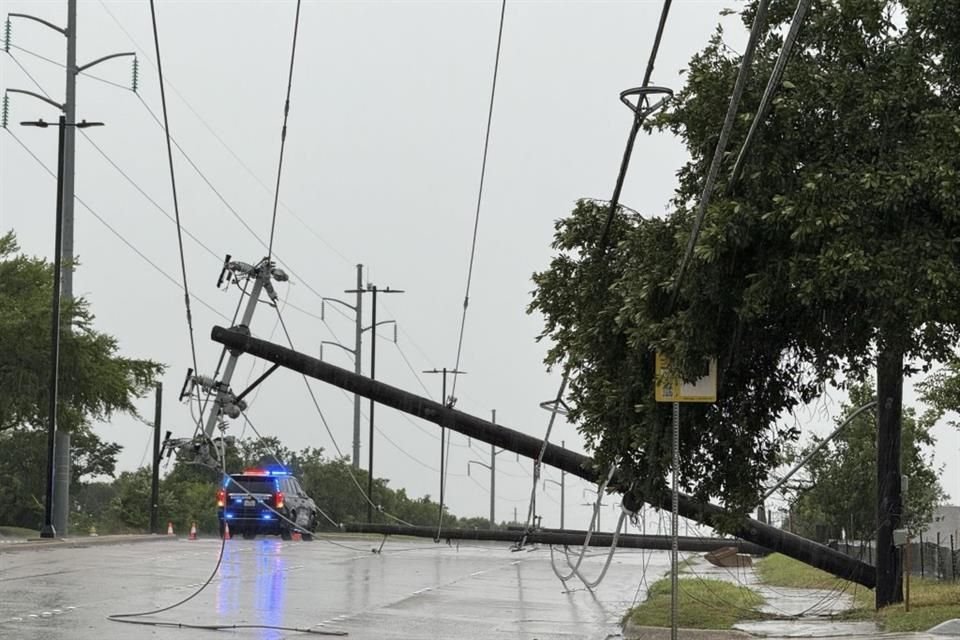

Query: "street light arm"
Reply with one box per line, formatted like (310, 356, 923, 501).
(8, 13, 66, 36)
(363, 319, 397, 342)
(320, 341, 356, 360)
(76, 51, 135, 75)
(761, 400, 877, 502)
(467, 460, 492, 476)
(543, 479, 562, 490)
(6, 88, 64, 112)
(321, 297, 356, 319)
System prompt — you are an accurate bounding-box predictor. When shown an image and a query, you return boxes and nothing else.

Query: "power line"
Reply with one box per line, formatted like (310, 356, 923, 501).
(7, 47, 343, 334)
(131, 92, 332, 303)
(273, 305, 417, 527)
(4, 128, 230, 323)
(667, 0, 771, 312)
(79, 131, 221, 261)
(12, 7, 411, 347)
(728, 0, 812, 190)
(597, 0, 674, 249)
(267, 0, 303, 261)
(148, 0, 202, 415)
(440, 0, 507, 539)
(449, 0, 506, 400)
(96, 0, 354, 267)
(5, 43, 130, 91)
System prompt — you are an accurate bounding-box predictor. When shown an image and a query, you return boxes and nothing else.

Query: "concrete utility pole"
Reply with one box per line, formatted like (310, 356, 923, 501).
(345, 282, 402, 522)
(466, 409, 509, 528)
(424, 367, 466, 523)
(6, 2, 134, 535)
(320, 265, 364, 468)
(210, 327, 881, 588)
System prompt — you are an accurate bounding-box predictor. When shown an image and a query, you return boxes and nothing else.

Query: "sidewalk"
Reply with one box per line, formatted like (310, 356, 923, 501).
(624, 556, 959, 639)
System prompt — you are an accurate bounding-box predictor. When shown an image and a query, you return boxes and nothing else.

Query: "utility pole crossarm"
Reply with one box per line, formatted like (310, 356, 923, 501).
(6, 89, 64, 112)
(8, 13, 66, 35)
(76, 51, 135, 75)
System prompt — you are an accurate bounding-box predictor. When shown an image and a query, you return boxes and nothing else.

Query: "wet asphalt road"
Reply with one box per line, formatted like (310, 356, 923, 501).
(0, 535, 665, 639)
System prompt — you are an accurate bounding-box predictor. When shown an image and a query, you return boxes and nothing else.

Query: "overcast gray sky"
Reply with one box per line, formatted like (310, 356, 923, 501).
(2, 0, 957, 532)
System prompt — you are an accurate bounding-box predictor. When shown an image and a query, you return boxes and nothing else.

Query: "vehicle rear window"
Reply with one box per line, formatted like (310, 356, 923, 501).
(226, 476, 275, 494)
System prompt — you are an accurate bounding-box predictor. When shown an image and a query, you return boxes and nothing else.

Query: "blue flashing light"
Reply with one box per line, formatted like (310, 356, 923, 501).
(261, 514, 273, 520)
(225, 513, 234, 519)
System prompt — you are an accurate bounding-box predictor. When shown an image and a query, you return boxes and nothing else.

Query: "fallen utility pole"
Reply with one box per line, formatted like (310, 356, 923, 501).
(344, 523, 770, 555)
(210, 326, 876, 588)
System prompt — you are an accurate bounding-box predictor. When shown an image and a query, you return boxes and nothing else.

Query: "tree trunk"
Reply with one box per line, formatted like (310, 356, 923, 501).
(876, 346, 904, 608)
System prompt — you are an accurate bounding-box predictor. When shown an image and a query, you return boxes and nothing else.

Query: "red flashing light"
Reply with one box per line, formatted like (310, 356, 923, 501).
(216, 488, 226, 508)
(243, 468, 268, 476)
(275, 491, 285, 509)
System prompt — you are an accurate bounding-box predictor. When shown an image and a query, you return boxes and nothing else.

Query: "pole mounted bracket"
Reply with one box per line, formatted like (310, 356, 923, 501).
(216, 254, 233, 288)
(619, 86, 673, 120)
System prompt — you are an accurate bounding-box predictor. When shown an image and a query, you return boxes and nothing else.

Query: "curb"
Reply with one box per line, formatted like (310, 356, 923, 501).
(623, 622, 755, 639)
(0, 534, 180, 553)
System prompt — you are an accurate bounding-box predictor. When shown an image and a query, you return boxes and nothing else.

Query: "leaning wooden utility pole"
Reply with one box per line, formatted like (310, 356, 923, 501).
(876, 347, 905, 607)
(211, 326, 877, 588)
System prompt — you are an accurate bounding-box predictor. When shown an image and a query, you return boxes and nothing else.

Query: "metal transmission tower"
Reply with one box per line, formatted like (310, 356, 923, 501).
(4, 3, 135, 535)
(338, 281, 403, 522)
(423, 367, 466, 526)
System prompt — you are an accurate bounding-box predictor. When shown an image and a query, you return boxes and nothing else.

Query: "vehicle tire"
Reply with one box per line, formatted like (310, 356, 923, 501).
(242, 529, 257, 540)
(280, 527, 293, 541)
(301, 511, 317, 541)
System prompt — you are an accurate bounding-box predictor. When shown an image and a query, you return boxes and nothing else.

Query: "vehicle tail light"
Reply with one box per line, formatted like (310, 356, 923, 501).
(216, 488, 226, 508)
(275, 491, 285, 509)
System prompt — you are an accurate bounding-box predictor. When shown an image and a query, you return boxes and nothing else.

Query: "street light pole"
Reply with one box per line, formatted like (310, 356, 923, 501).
(20, 116, 103, 538)
(41, 114, 66, 539)
(7, 6, 134, 536)
(150, 382, 162, 534)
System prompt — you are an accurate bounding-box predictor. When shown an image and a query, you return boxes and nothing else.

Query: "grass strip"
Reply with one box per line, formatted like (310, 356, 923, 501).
(624, 577, 765, 630)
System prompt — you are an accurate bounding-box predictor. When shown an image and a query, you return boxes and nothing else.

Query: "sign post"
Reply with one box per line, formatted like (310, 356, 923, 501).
(655, 354, 717, 640)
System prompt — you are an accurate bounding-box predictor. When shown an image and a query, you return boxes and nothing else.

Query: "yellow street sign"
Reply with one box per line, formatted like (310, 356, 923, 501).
(655, 353, 717, 403)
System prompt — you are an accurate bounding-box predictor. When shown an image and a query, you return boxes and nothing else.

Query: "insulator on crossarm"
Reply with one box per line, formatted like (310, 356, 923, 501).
(131, 56, 139, 93)
(4, 18, 11, 53)
(1, 93, 9, 129)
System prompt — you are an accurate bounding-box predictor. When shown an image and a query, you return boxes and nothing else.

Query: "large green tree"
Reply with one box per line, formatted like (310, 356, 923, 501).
(530, 0, 960, 607)
(0, 231, 162, 529)
(788, 381, 945, 542)
(918, 356, 960, 427)
(0, 231, 163, 432)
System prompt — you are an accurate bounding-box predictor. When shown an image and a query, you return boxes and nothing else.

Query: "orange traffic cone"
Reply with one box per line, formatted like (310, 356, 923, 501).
(189, 522, 198, 540)
(292, 530, 302, 542)
(222, 522, 231, 540)
(167, 521, 175, 536)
